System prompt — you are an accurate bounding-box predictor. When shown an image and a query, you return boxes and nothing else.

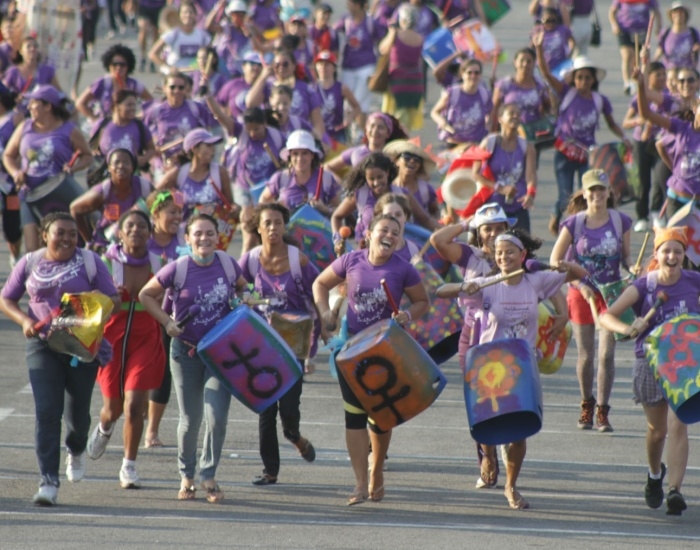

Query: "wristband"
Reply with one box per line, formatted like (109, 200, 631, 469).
(460, 220, 470, 233)
(526, 186, 537, 197)
(405, 310, 412, 321)
(460, 281, 466, 293)
(332, 232, 341, 244)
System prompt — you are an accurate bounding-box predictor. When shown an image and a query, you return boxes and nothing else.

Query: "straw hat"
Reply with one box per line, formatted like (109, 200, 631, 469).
(563, 56, 606, 85)
(383, 140, 436, 174)
(440, 169, 477, 211)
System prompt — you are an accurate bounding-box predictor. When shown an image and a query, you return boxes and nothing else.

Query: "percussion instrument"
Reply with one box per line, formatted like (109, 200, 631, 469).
(422, 27, 457, 70)
(645, 313, 700, 424)
(519, 116, 556, 150)
(667, 199, 700, 266)
(536, 300, 572, 375)
(335, 319, 447, 431)
(597, 278, 636, 340)
(464, 338, 542, 445)
(404, 223, 457, 280)
(197, 305, 303, 414)
(440, 169, 477, 212)
(481, 0, 511, 25)
(588, 142, 636, 205)
(269, 311, 313, 359)
(287, 203, 335, 271)
(250, 181, 267, 205)
(452, 19, 500, 63)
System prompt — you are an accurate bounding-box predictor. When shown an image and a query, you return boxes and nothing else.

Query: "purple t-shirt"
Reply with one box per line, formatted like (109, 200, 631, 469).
(266, 167, 339, 211)
(534, 25, 572, 71)
(249, 3, 280, 32)
(2, 64, 55, 94)
(93, 176, 152, 244)
(155, 254, 243, 343)
(263, 79, 322, 121)
(570, 0, 594, 16)
(612, 0, 657, 34)
(555, 84, 613, 147)
(89, 76, 146, 118)
(631, 270, 700, 356)
(216, 77, 251, 119)
(455, 243, 493, 328)
(629, 92, 676, 142)
(439, 84, 492, 143)
(561, 211, 632, 283)
(177, 162, 225, 218)
(331, 249, 421, 335)
(225, 122, 284, 188)
(404, 179, 437, 214)
(340, 144, 371, 167)
(143, 99, 215, 160)
(334, 14, 384, 70)
(658, 27, 700, 69)
(482, 136, 528, 214)
(495, 77, 549, 125)
(355, 184, 406, 238)
(663, 117, 700, 196)
(414, 6, 438, 38)
(2, 249, 117, 329)
(148, 236, 181, 264)
(278, 115, 313, 141)
(98, 119, 152, 158)
(20, 120, 75, 188)
(213, 24, 250, 77)
(317, 81, 345, 139)
(470, 271, 566, 350)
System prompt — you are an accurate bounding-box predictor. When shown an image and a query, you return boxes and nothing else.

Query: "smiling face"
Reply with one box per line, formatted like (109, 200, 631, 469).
(514, 51, 534, 76)
(153, 201, 183, 236)
(185, 219, 219, 258)
(44, 219, 78, 262)
(315, 59, 335, 80)
(366, 118, 389, 146)
(116, 95, 137, 120)
(109, 55, 128, 79)
(193, 141, 216, 163)
(273, 53, 294, 80)
(118, 213, 151, 253)
(258, 208, 286, 245)
(365, 166, 390, 198)
(165, 76, 186, 106)
(27, 98, 50, 121)
(289, 148, 313, 173)
(179, 4, 196, 27)
(367, 218, 401, 259)
(583, 185, 609, 209)
(495, 239, 525, 274)
(242, 61, 262, 83)
(270, 92, 291, 122)
(478, 222, 508, 254)
(499, 104, 521, 130)
(108, 150, 135, 182)
(381, 202, 407, 234)
(677, 69, 699, 100)
(397, 151, 422, 177)
(655, 240, 685, 276)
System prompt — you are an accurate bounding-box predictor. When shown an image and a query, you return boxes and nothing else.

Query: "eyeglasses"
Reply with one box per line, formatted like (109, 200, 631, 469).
(678, 78, 697, 85)
(111, 61, 127, 68)
(168, 85, 185, 90)
(399, 152, 422, 163)
(275, 61, 290, 69)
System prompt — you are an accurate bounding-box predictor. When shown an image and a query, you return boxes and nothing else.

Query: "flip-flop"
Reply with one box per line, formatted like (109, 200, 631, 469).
(369, 485, 385, 502)
(476, 444, 499, 489)
(177, 482, 196, 501)
(202, 483, 224, 503)
(347, 489, 367, 506)
(505, 487, 529, 510)
(145, 437, 163, 448)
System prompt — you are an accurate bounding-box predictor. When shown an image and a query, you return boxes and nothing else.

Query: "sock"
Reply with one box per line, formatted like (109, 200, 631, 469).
(649, 469, 662, 480)
(122, 458, 135, 469)
(100, 423, 114, 436)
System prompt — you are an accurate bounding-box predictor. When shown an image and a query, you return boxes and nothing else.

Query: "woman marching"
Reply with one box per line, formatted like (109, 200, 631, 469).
(313, 213, 429, 505)
(0, 213, 119, 505)
(600, 227, 699, 516)
(437, 229, 584, 509)
(238, 203, 319, 486)
(86, 210, 165, 489)
(139, 214, 248, 503)
(550, 169, 634, 432)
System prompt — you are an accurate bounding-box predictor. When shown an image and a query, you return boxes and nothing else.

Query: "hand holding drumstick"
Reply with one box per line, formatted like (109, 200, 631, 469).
(381, 278, 411, 326)
(628, 291, 668, 339)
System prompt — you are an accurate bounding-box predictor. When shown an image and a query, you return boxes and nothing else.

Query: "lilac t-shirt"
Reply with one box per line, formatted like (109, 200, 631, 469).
(278, 115, 313, 141)
(143, 99, 215, 160)
(19, 120, 75, 188)
(612, 0, 657, 34)
(216, 77, 252, 119)
(439, 84, 492, 143)
(148, 236, 181, 264)
(571, 0, 594, 16)
(2, 249, 117, 329)
(89, 76, 146, 118)
(155, 254, 243, 343)
(331, 249, 421, 335)
(534, 25, 572, 71)
(631, 270, 700, 356)
(249, 3, 280, 32)
(93, 176, 152, 244)
(562, 211, 632, 283)
(629, 92, 676, 142)
(334, 14, 384, 70)
(495, 77, 549, 125)
(555, 84, 613, 147)
(177, 163, 225, 218)
(355, 184, 406, 238)
(482, 137, 528, 214)
(266, 167, 339, 211)
(470, 271, 566, 350)
(98, 119, 152, 158)
(340, 144, 371, 167)
(658, 27, 700, 69)
(263, 79, 322, 121)
(213, 24, 250, 77)
(2, 64, 55, 94)
(225, 122, 284, 188)
(663, 117, 700, 196)
(317, 81, 345, 139)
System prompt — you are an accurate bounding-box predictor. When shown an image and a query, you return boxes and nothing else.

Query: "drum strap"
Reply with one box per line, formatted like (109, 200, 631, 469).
(571, 210, 624, 266)
(25, 248, 97, 287)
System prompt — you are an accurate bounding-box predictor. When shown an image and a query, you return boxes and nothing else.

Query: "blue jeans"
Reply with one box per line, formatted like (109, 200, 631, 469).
(170, 338, 231, 482)
(26, 339, 98, 487)
(553, 150, 588, 218)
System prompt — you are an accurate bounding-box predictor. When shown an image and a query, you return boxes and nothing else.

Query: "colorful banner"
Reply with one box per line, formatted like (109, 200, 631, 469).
(536, 300, 572, 374)
(588, 142, 636, 205)
(287, 203, 335, 271)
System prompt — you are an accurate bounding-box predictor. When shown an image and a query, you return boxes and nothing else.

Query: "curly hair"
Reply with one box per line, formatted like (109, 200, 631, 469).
(101, 43, 136, 74)
(40, 212, 75, 234)
(342, 152, 398, 195)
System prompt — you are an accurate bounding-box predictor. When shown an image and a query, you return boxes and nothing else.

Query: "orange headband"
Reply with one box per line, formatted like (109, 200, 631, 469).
(653, 226, 688, 250)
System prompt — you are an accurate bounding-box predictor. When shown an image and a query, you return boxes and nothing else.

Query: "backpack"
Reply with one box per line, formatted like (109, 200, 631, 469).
(100, 176, 152, 202)
(483, 133, 528, 156)
(171, 251, 239, 303)
(87, 118, 150, 187)
(558, 87, 604, 122)
(226, 127, 284, 185)
(25, 248, 98, 286)
(176, 162, 222, 191)
(568, 209, 624, 270)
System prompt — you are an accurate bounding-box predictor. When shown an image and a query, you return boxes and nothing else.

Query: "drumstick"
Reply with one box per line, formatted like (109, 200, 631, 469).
(633, 232, 651, 275)
(314, 166, 324, 201)
(67, 150, 81, 169)
(415, 238, 432, 261)
(159, 138, 184, 152)
(33, 306, 62, 331)
(629, 291, 668, 338)
(587, 296, 600, 327)
(245, 298, 271, 306)
(644, 14, 655, 51)
(634, 33, 640, 69)
(203, 52, 215, 76)
(177, 305, 202, 329)
(380, 278, 400, 316)
(477, 269, 525, 290)
(263, 142, 281, 169)
(442, 0, 453, 17)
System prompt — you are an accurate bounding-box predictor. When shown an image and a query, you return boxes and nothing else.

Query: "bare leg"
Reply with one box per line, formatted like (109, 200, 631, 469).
(123, 390, 148, 461)
(596, 328, 616, 405)
(642, 402, 667, 475)
(620, 46, 633, 89)
(665, 407, 688, 491)
(346, 428, 369, 502)
(100, 396, 124, 431)
(503, 439, 529, 509)
(368, 429, 391, 501)
(145, 401, 167, 445)
(573, 323, 595, 399)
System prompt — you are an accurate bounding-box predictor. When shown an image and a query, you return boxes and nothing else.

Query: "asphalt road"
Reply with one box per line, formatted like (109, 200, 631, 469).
(1, 2, 699, 549)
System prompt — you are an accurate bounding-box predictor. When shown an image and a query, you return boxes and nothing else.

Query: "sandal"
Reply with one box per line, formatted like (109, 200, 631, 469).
(177, 481, 196, 501)
(252, 473, 278, 486)
(369, 485, 385, 502)
(202, 482, 224, 503)
(144, 437, 163, 448)
(505, 487, 529, 510)
(476, 444, 499, 489)
(296, 437, 316, 463)
(347, 488, 368, 506)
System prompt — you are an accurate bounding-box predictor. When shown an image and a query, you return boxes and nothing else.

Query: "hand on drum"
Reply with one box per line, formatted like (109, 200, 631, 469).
(627, 317, 648, 338)
(164, 319, 184, 338)
(22, 318, 38, 338)
(392, 310, 411, 327)
(547, 314, 568, 340)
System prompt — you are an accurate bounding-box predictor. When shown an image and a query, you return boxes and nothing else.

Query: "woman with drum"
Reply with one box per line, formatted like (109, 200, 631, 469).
(373, 193, 423, 261)
(0, 84, 23, 268)
(87, 210, 165, 489)
(313, 213, 429, 505)
(600, 227, 700, 516)
(75, 44, 153, 127)
(238, 202, 319, 486)
(140, 213, 248, 503)
(0, 212, 119, 506)
(260, 129, 340, 216)
(2, 36, 62, 102)
(143, 189, 185, 448)
(2, 85, 92, 252)
(550, 169, 634, 432)
(430, 58, 492, 148)
(438, 229, 583, 509)
(471, 104, 538, 232)
(70, 148, 152, 252)
(534, 33, 630, 236)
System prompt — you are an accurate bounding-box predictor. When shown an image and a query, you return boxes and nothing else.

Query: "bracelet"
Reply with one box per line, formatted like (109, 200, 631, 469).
(405, 310, 412, 321)
(460, 281, 466, 293)
(460, 220, 470, 233)
(526, 186, 537, 197)
(332, 232, 341, 244)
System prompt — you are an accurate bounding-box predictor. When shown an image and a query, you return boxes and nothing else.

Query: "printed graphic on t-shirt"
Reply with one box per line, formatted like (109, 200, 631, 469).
(352, 284, 387, 325)
(192, 277, 230, 326)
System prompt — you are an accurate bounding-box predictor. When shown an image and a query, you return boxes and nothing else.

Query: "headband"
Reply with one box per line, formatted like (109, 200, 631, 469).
(367, 112, 393, 136)
(150, 190, 185, 214)
(495, 233, 524, 250)
(654, 226, 688, 250)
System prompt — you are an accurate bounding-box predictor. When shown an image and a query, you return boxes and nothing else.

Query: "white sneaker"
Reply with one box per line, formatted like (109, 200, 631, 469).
(65, 452, 86, 482)
(119, 464, 141, 489)
(87, 425, 111, 460)
(33, 483, 58, 505)
(634, 219, 649, 232)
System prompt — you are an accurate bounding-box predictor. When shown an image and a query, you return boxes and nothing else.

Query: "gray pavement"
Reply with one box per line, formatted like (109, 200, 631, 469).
(1, 2, 700, 548)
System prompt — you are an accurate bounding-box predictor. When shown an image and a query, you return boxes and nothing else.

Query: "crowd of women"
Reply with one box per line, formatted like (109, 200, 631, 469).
(0, 0, 698, 519)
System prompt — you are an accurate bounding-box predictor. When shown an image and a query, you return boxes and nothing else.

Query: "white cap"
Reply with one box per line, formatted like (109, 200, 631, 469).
(469, 203, 517, 229)
(280, 130, 322, 161)
(225, 0, 248, 15)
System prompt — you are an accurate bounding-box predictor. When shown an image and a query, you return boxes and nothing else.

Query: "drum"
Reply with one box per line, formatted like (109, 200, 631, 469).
(24, 174, 84, 223)
(399, 258, 463, 364)
(197, 305, 303, 414)
(519, 116, 556, 150)
(269, 311, 313, 359)
(45, 292, 115, 362)
(286, 203, 334, 271)
(645, 314, 700, 424)
(404, 223, 451, 279)
(451, 19, 500, 63)
(667, 200, 700, 266)
(536, 300, 572, 375)
(464, 338, 542, 445)
(481, 0, 510, 25)
(335, 319, 447, 432)
(588, 142, 636, 205)
(596, 278, 636, 341)
(422, 27, 457, 70)
(250, 181, 267, 205)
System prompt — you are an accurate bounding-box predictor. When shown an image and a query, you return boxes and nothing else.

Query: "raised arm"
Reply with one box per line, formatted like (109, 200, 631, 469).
(430, 221, 468, 264)
(533, 30, 565, 96)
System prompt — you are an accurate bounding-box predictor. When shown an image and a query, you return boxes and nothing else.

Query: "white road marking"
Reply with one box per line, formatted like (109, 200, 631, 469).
(18, 384, 32, 394)
(0, 408, 14, 422)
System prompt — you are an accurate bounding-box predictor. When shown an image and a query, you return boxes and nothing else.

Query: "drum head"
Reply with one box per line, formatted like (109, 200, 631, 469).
(25, 173, 66, 203)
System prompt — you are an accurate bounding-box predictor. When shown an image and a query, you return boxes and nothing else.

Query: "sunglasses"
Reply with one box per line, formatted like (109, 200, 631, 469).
(111, 61, 127, 67)
(678, 78, 697, 85)
(464, 70, 481, 75)
(542, 18, 557, 24)
(168, 85, 185, 90)
(399, 152, 422, 163)
(275, 61, 290, 69)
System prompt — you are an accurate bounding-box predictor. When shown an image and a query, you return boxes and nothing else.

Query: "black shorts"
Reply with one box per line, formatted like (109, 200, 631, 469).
(617, 30, 646, 48)
(137, 5, 162, 28)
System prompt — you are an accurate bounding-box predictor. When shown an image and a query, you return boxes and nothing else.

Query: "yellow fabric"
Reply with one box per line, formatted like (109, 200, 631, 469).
(343, 401, 365, 415)
(381, 93, 424, 131)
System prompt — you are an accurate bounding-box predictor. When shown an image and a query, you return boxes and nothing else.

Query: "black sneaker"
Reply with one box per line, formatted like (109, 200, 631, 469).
(644, 462, 666, 509)
(666, 488, 687, 516)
